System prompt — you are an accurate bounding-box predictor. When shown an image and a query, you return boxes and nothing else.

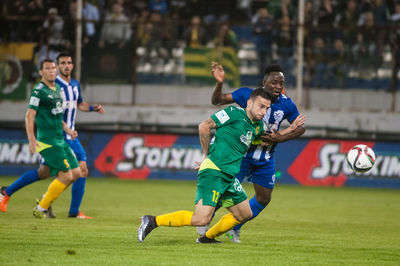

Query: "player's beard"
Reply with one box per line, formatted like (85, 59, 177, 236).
(60, 69, 70, 78)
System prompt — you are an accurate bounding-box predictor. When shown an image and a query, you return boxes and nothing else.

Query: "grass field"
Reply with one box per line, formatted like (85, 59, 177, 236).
(0, 176, 399, 265)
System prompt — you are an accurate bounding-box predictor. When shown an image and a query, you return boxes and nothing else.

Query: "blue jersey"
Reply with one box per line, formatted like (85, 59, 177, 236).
(56, 76, 83, 140)
(232, 87, 299, 164)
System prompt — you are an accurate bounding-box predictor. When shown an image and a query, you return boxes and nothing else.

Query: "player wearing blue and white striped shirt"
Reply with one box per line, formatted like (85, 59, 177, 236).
(197, 62, 306, 242)
(53, 52, 104, 218)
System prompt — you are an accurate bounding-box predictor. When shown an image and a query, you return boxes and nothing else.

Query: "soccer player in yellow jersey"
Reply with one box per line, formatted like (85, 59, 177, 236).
(138, 88, 271, 243)
(27, 59, 82, 218)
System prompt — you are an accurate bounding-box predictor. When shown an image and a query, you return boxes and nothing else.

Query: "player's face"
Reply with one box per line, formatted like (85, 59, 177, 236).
(248, 96, 271, 121)
(57, 56, 74, 77)
(263, 72, 284, 100)
(40, 62, 57, 82)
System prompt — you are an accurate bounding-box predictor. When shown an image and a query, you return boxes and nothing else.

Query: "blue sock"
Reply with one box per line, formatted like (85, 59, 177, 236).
(69, 177, 86, 216)
(233, 196, 266, 231)
(5, 170, 39, 196)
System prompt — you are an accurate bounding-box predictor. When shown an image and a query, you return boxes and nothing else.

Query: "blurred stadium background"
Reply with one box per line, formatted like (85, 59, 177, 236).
(1, 0, 400, 188)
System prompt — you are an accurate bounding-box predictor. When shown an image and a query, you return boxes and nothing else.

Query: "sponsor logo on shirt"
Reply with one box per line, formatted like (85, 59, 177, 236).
(63, 101, 77, 109)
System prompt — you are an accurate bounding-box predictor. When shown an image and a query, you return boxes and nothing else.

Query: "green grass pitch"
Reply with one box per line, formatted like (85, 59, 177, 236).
(0, 176, 399, 265)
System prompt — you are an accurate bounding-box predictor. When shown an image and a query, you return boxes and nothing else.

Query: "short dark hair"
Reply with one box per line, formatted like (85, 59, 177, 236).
(249, 87, 272, 101)
(56, 52, 72, 64)
(263, 65, 284, 76)
(40, 59, 54, 70)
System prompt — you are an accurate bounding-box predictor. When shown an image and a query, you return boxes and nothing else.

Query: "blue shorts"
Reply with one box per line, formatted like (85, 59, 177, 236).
(40, 138, 86, 166)
(236, 157, 276, 189)
(65, 138, 86, 162)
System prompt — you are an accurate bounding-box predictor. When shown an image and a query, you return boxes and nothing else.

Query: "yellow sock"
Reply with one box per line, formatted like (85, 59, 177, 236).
(205, 213, 240, 239)
(39, 179, 67, 209)
(155, 211, 193, 227)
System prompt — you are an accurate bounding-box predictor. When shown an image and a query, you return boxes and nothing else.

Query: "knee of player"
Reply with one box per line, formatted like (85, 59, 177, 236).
(63, 172, 75, 183)
(71, 167, 82, 181)
(37, 166, 50, 179)
(80, 166, 89, 178)
(234, 210, 252, 223)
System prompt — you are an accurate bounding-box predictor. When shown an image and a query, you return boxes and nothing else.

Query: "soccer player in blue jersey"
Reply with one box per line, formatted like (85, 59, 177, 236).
(197, 61, 306, 242)
(0, 53, 104, 218)
(54, 52, 104, 218)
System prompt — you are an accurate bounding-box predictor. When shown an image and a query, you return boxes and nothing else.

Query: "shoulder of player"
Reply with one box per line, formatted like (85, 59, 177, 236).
(273, 94, 296, 107)
(224, 105, 244, 113)
(70, 78, 80, 86)
(234, 87, 253, 94)
(33, 82, 45, 91)
(31, 82, 46, 96)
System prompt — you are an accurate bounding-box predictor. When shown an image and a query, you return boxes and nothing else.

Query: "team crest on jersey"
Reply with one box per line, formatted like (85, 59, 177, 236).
(51, 101, 63, 115)
(255, 126, 260, 135)
(273, 110, 284, 123)
(240, 131, 253, 147)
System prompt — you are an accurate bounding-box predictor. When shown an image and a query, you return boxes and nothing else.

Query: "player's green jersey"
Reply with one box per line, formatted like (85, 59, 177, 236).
(28, 82, 64, 146)
(208, 105, 264, 178)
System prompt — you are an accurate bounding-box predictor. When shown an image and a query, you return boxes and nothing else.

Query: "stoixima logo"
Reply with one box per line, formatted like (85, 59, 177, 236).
(288, 140, 400, 186)
(95, 134, 203, 179)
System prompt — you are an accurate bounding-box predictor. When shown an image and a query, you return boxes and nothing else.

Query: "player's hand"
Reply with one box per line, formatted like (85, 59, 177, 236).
(66, 128, 78, 140)
(194, 158, 205, 170)
(261, 129, 283, 143)
(289, 114, 306, 131)
(70, 130, 78, 140)
(29, 140, 39, 154)
(94, 104, 105, 114)
(211, 61, 224, 83)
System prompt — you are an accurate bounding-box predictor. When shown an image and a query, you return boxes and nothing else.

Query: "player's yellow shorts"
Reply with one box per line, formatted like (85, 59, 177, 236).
(39, 141, 79, 176)
(195, 168, 248, 208)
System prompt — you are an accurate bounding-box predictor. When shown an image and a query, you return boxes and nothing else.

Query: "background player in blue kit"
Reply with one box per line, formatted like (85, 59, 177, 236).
(0, 53, 104, 219)
(198, 61, 306, 242)
(54, 52, 104, 218)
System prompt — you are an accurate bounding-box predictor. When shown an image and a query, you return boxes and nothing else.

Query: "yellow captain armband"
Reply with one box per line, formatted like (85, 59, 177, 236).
(252, 139, 263, 145)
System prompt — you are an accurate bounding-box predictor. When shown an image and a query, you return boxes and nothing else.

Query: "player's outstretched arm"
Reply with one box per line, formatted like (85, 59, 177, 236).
(25, 108, 39, 154)
(62, 121, 78, 140)
(261, 114, 306, 144)
(78, 102, 104, 114)
(211, 62, 234, 106)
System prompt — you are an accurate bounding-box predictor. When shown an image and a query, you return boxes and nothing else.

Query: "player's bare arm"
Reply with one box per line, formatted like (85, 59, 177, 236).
(78, 102, 105, 114)
(211, 62, 234, 105)
(261, 114, 306, 143)
(25, 108, 39, 154)
(195, 117, 217, 169)
(62, 121, 78, 140)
